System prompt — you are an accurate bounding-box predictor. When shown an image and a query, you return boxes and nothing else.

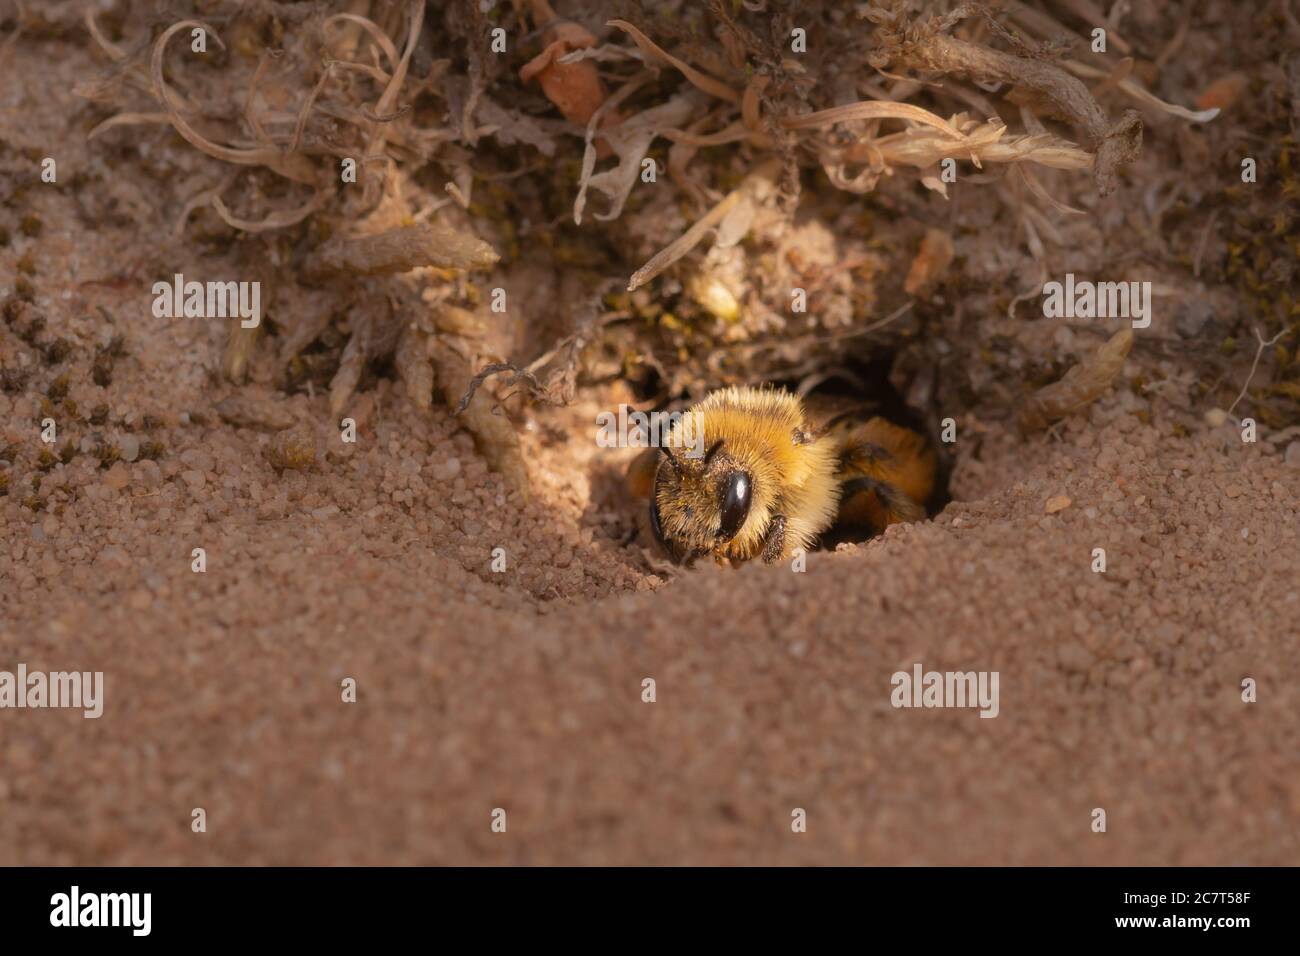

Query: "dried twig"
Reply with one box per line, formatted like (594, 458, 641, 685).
(876, 6, 1143, 194)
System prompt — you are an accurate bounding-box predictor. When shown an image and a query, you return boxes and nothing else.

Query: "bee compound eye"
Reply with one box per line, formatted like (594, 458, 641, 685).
(717, 471, 751, 540)
(649, 490, 667, 548)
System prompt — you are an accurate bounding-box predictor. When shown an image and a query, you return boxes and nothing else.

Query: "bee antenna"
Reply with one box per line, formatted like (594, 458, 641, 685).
(703, 438, 725, 465)
(659, 444, 683, 476)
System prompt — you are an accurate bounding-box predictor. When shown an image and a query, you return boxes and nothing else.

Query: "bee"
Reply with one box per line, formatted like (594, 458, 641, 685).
(627, 385, 937, 565)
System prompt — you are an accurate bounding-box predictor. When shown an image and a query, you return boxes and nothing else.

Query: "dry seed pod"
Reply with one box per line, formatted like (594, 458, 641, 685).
(223, 321, 260, 384)
(1019, 328, 1134, 433)
(434, 304, 488, 338)
(395, 324, 435, 411)
(214, 394, 295, 432)
(306, 223, 499, 278)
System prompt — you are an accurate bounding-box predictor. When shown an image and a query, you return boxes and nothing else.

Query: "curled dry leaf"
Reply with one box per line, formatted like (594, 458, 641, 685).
(574, 92, 699, 225)
(1019, 327, 1134, 433)
(520, 13, 621, 142)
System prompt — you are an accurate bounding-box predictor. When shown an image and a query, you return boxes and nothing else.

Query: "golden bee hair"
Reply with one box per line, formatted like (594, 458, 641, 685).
(632, 384, 940, 566)
(651, 386, 841, 563)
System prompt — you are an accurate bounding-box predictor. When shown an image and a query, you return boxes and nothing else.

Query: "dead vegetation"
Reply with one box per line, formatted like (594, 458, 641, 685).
(3, 0, 1296, 499)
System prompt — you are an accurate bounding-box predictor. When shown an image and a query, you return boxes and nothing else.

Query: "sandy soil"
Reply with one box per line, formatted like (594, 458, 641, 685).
(2, 17, 1299, 866)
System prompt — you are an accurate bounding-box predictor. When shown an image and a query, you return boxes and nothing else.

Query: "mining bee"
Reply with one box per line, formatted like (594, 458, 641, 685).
(628, 385, 938, 565)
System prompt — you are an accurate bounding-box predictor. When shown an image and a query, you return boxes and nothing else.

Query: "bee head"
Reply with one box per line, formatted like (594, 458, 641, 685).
(650, 438, 754, 562)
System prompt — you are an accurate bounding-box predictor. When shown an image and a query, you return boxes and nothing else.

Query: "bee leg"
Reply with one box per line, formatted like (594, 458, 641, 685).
(761, 514, 787, 564)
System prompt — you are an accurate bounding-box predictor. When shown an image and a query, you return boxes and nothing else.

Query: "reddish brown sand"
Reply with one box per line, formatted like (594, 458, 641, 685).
(3, 362, 1298, 865)
(2, 32, 1299, 866)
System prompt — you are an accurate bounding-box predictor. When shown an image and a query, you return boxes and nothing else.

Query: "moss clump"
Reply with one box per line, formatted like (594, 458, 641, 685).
(91, 357, 113, 387)
(94, 440, 120, 468)
(0, 367, 31, 393)
(43, 338, 72, 363)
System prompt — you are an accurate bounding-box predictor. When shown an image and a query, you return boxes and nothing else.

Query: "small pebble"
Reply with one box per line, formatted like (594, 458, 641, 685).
(103, 462, 131, 491)
(432, 457, 461, 482)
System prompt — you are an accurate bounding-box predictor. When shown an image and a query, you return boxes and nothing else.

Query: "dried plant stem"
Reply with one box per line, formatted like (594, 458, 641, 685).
(883, 18, 1142, 194)
(150, 21, 318, 184)
(1227, 327, 1293, 418)
(627, 159, 779, 291)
